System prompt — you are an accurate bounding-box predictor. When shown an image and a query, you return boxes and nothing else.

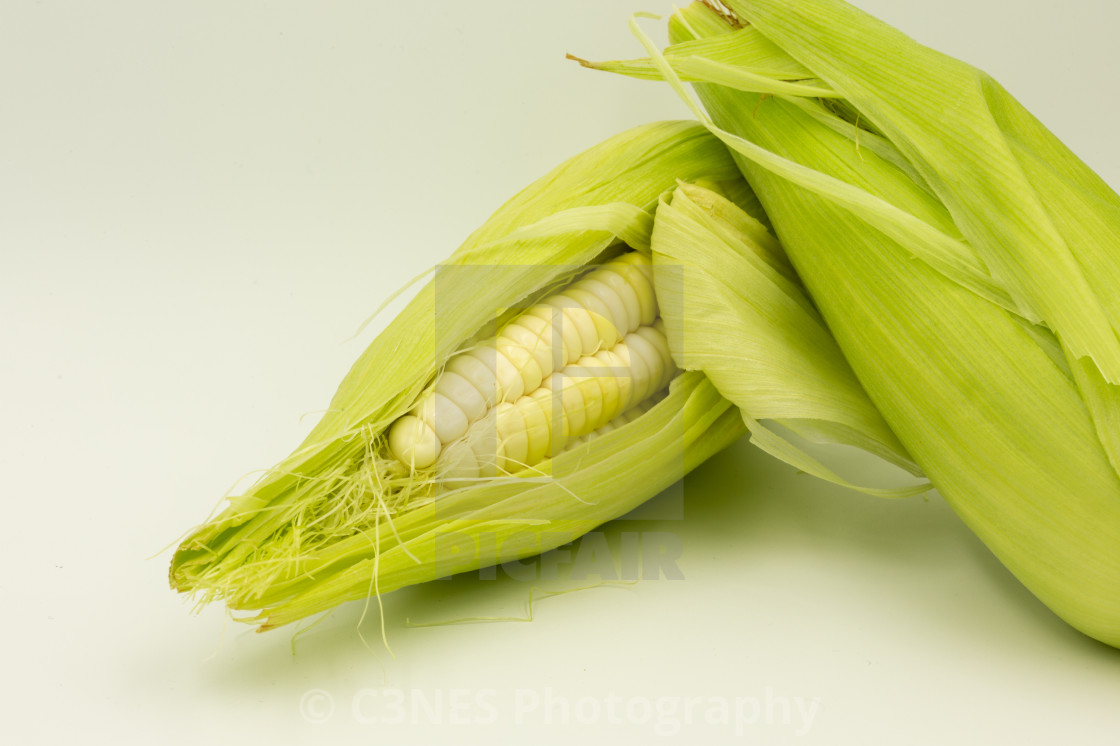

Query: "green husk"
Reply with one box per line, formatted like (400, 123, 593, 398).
(585, 0, 1120, 646)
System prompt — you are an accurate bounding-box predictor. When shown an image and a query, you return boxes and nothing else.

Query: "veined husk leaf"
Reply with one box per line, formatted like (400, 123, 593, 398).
(596, 1, 1120, 646)
(651, 181, 925, 497)
(732, 0, 1120, 645)
(570, 24, 820, 87)
(729, 0, 1120, 470)
(604, 17, 1017, 314)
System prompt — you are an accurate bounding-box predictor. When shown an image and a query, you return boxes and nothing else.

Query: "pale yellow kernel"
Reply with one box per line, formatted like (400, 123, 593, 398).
(595, 267, 644, 332)
(495, 402, 529, 472)
(545, 295, 603, 357)
(621, 331, 663, 405)
(635, 325, 675, 390)
(434, 371, 487, 422)
(567, 363, 606, 435)
(611, 340, 650, 409)
(496, 342, 542, 401)
(447, 352, 499, 408)
(616, 251, 654, 284)
(387, 252, 677, 477)
(593, 347, 633, 414)
(387, 415, 441, 469)
(501, 313, 558, 379)
(564, 286, 621, 349)
(473, 440, 502, 478)
(574, 355, 620, 431)
(415, 391, 469, 443)
(491, 345, 526, 401)
(576, 278, 631, 338)
(607, 261, 658, 326)
(525, 305, 583, 367)
(567, 434, 590, 450)
(464, 413, 500, 478)
(553, 370, 590, 437)
(516, 394, 553, 466)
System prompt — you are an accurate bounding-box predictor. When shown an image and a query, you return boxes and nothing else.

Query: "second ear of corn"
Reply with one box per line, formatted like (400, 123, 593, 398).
(585, 0, 1120, 647)
(170, 117, 913, 632)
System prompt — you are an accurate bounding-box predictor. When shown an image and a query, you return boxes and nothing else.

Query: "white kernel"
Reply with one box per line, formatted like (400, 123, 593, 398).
(515, 394, 552, 466)
(594, 267, 644, 332)
(387, 415, 441, 469)
(491, 345, 526, 402)
(621, 331, 663, 405)
(545, 295, 602, 356)
(495, 402, 529, 472)
(616, 251, 654, 285)
(576, 278, 631, 338)
(525, 305, 582, 367)
(611, 340, 650, 409)
(607, 261, 658, 325)
(563, 287, 621, 350)
(447, 352, 498, 409)
(501, 313, 558, 379)
(434, 371, 487, 422)
(635, 325, 676, 390)
(496, 342, 541, 401)
(593, 347, 633, 413)
(415, 391, 470, 443)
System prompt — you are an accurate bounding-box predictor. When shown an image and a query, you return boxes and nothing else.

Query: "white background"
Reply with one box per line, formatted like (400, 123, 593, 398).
(4, 1, 1120, 743)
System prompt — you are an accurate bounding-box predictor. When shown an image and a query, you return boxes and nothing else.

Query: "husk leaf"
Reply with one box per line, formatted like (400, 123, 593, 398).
(651, 181, 925, 496)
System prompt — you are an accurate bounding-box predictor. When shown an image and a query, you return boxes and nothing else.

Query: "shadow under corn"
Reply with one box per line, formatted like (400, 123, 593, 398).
(184, 436, 1120, 682)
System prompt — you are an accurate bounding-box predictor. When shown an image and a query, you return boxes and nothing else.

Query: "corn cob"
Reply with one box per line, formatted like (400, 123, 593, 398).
(387, 252, 677, 478)
(586, 0, 1120, 646)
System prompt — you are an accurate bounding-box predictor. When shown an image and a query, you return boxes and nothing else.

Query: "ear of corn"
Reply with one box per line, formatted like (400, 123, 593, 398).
(171, 119, 857, 632)
(585, 0, 1120, 645)
(170, 121, 751, 630)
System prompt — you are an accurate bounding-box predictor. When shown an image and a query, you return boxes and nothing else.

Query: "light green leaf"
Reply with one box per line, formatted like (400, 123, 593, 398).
(652, 181, 924, 493)
(730, 0, 1120, 386)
